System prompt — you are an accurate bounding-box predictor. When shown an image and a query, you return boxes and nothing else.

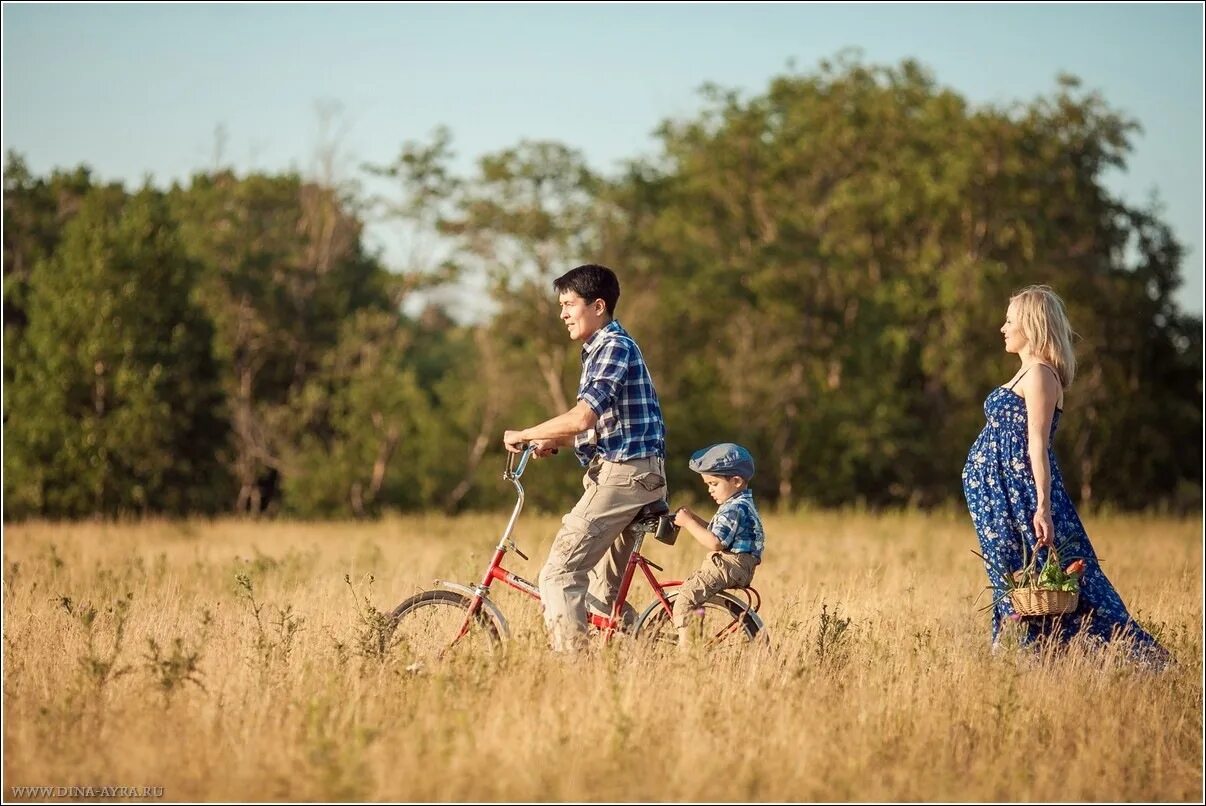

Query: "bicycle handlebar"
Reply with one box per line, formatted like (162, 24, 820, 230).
(504, 442, 561, 479)
(505, 444, 536, 479)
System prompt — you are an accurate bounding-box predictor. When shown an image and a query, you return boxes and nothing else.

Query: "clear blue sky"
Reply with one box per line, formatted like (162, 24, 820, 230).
(3, 2, 1203, 313)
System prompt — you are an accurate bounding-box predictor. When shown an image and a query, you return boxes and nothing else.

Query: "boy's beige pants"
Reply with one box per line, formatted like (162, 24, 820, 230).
(672, 551, 759, 628)
(539, 455, 666, 652)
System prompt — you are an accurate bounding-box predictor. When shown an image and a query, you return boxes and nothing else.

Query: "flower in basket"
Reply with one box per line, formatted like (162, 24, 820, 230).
(1034, 552, 1080, 593)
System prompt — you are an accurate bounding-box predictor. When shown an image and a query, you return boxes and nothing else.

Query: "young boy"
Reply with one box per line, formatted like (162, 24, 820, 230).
(671, 443, 765, 648)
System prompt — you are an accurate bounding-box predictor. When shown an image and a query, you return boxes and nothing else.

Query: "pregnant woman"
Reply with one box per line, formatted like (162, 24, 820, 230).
(961, 285, 1168, 666)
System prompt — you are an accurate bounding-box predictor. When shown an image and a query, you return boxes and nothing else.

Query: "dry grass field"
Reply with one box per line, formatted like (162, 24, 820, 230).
(2, 510, 1202, 802)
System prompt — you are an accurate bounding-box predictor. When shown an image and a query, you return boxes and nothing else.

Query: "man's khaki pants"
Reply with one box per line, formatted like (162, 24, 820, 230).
(539, 455, 666, 652)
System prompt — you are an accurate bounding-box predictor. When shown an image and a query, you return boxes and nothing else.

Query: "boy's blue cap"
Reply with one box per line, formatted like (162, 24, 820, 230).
(688, 443, 755, 480)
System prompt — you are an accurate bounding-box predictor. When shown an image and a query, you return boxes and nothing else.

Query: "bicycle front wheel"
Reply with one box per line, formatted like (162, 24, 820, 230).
(636, 594, 762, 655)
(388, 589, 502, 665)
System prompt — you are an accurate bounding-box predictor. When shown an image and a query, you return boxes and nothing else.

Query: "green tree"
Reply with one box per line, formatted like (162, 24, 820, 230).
(603, 55, 1200, 509)
(282, 309, 434, 517)
(4, 185, 228, 517)
(168, 171, 393, 513)
(3, 153, 99, 335)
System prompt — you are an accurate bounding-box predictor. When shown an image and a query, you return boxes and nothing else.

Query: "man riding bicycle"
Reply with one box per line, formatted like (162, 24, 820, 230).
(503, 264, 667, 653)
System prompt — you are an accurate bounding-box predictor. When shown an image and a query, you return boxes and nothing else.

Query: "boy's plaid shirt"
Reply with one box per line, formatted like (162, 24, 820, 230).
(574, 320, 666, 466)
(710, 489, 765, 559)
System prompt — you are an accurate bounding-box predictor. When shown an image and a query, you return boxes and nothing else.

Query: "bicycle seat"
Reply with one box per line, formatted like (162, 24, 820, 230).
(629, 499, 679, 545)
(633, 499, 671, 522)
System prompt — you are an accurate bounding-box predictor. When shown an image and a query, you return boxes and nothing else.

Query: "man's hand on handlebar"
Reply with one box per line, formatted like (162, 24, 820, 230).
(503, 430, 527, 454)
(503, 431, 560, 457)
(530, 439, 559, 458)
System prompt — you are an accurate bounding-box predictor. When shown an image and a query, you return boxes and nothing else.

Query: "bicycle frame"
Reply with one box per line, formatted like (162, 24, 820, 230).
(434, 446, 676, 644)
(433, 445, 764, 650)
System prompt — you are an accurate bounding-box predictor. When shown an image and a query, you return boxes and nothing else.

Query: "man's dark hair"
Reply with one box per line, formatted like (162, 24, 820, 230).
(553, 264, 620, 317)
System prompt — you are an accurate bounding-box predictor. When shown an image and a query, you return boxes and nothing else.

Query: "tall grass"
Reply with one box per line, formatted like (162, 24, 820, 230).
(3, 511, 1201, 801)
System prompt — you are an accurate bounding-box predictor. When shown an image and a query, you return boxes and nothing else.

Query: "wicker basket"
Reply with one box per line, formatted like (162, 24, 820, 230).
(1008, 544, 1080, 616)
(1009, 586, 1079, 616)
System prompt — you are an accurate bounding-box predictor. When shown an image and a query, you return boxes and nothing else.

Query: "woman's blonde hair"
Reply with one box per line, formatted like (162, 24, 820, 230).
(1009, 285, 1077, 388)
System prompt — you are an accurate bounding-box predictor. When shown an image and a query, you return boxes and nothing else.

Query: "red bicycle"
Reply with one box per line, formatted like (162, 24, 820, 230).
(387, 445, 765, 662)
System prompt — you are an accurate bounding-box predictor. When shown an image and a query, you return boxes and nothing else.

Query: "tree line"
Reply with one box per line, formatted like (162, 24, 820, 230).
(4, 56, 1201, 519)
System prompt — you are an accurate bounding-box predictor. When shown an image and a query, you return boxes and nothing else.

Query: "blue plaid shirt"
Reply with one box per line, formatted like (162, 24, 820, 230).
(710, 489, 765, 560)
(575, 320, 666, 466)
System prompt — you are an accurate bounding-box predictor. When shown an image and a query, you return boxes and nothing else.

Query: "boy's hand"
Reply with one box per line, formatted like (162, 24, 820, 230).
(673, 507, 694, 528)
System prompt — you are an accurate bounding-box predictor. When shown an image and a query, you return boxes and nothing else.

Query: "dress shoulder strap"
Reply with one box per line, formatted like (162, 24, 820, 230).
(1010, 363, 1064, 408)
(1035, 363, 1060, 384)
(1007, 366, 1032, 390)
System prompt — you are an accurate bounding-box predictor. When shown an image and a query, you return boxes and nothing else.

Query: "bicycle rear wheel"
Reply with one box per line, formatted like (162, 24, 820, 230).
(388, 589, 502, 665)
(636, 594, 762, 655)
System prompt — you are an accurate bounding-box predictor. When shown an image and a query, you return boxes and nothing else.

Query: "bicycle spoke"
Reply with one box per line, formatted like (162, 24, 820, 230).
(389, 591, 500, 665)
(636, 595, 760, 656)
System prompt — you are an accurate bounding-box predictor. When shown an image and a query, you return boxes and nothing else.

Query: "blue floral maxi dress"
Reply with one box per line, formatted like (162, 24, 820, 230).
(961, 380, 1168, 664)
